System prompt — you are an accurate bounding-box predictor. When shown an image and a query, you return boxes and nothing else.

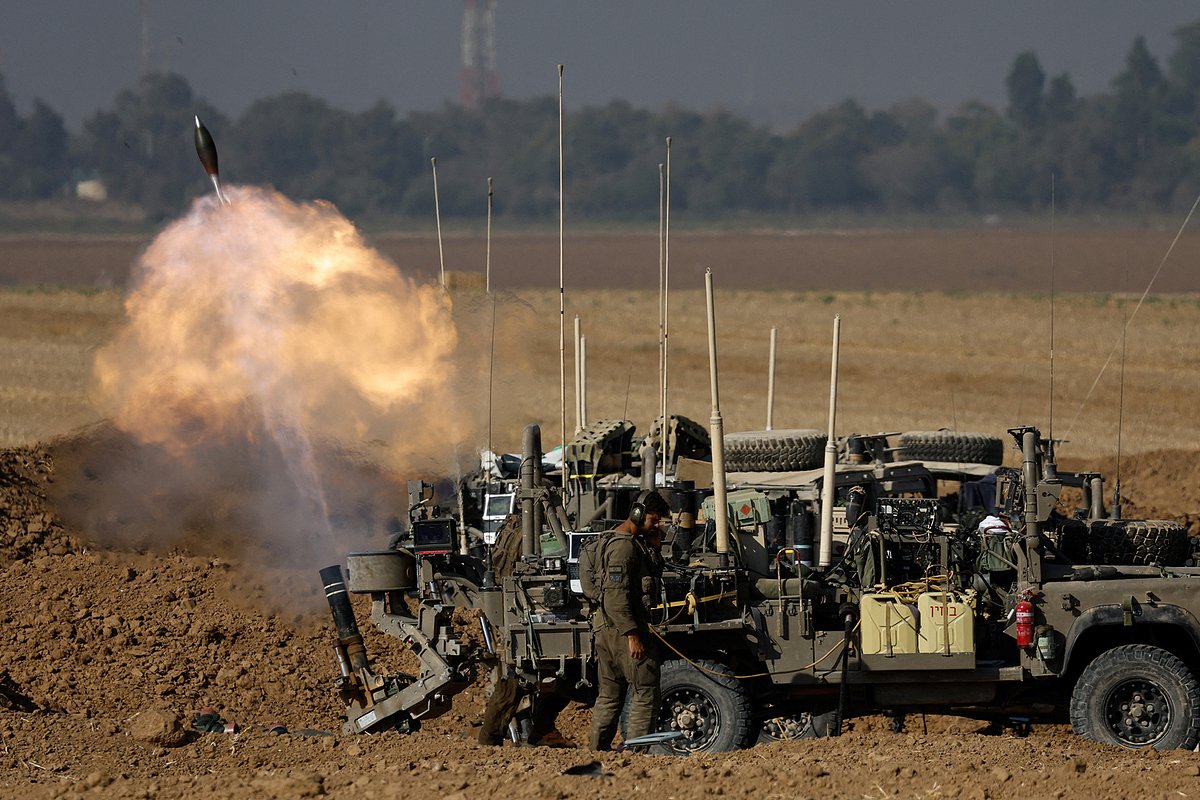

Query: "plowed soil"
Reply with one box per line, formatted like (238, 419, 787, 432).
(7, 228, 1200, 292)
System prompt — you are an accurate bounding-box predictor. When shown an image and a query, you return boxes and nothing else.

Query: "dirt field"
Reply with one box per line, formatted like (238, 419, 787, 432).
(7, 227, 1200, 292)
(2, 230, 1200, 798)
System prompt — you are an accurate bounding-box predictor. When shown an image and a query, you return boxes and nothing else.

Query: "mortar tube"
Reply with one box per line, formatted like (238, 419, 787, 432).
(1020, 430, 1043, 587)
(818, 316, 842, 569)
(520, 425, 541, 558)
(704, 269, 730, 565)
(320, 565, 369, 672)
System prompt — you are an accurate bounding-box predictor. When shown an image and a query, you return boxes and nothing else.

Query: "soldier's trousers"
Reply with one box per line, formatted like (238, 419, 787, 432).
(589, 624, 661, 751)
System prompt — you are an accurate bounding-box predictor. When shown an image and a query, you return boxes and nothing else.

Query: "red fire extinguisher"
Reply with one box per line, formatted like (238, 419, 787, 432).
(1015, 597, 1034, 648)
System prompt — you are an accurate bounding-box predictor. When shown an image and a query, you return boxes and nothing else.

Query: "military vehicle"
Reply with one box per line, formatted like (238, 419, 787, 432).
(322, 421, 1200, 753)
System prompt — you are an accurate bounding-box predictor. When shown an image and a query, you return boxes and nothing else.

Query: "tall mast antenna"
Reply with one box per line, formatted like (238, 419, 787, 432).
(557, 64, 567, 493)
(432, 157, 445, 288)
(486, 176, 493, 293)
(487, 177, 495, 466)
(1114, 273, 1129, 519)
(1049, 173, 1056, 449)
(658, 162, 665, 433)
(662, 137, 672, 474)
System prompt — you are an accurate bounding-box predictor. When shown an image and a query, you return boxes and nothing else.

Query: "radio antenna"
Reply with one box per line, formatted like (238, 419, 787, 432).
(1065, 188, 1200, 438)
(557, 64, 567, 493)
(486, 177, 495, 468)
(432, 157, 446, 288)
(662, 137, 672, 473)
(1048, 173, 1056, 452)
(658, 162, 665, 431)
(1113, 276, 1129, 519)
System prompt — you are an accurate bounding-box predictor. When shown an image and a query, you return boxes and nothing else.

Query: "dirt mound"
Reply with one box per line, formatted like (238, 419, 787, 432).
(0, 445, 81, 566)
(0, 440, 1198, 798)
(1059, 449, 1200, 539)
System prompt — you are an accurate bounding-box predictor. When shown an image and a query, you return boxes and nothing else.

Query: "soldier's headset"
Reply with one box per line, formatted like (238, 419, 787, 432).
(628, 490, 655, 526)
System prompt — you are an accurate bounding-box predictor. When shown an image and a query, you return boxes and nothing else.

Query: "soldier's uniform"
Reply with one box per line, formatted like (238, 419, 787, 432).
(589, 530, 663, 751)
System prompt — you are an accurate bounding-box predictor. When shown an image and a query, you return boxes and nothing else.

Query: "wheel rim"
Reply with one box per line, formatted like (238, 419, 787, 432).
(659, 686, 721, 751)
(1104, 678, 1173, 746)
(760, 712, 812, 741)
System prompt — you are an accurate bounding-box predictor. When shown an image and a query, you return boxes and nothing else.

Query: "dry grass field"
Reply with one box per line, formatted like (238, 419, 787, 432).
(2, 276, 1198, 465)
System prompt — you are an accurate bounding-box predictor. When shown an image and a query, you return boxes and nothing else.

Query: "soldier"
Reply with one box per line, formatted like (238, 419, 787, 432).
(589, 490, 670, 751)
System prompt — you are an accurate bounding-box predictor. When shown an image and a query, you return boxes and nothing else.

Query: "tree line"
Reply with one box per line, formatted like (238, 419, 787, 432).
(4, 20, 1200, 222)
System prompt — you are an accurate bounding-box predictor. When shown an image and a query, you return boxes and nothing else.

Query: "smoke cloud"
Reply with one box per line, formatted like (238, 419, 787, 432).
(59, 187, 474, 569)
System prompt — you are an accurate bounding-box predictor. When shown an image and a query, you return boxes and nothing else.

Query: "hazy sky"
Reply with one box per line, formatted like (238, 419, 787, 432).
(2, 1, 1198, 132)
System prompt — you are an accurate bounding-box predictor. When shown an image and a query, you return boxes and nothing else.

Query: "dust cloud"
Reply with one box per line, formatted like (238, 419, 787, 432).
(60, 187, 474, 569)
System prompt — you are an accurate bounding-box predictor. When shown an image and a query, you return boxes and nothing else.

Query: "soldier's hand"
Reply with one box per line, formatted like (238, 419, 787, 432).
(626, 632, 646, 661)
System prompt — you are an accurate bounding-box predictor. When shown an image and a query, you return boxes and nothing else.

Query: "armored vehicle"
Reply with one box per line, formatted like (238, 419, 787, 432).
(322, 423, 1200, 752)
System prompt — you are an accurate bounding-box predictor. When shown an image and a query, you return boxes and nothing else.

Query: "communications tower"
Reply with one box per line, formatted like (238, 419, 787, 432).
(460, 0, 500, 109)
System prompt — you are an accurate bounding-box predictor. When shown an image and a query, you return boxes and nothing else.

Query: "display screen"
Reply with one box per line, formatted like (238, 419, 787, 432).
(486, 493, 514, 518)
(413, 519, 454, 547)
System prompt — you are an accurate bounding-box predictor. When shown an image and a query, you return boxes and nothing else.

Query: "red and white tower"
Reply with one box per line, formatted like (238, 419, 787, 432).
(460, 0, 500, 109)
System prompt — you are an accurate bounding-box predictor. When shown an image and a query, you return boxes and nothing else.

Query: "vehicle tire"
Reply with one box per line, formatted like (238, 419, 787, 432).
(896, 431, 1004, 466)
(650, 659, 755, 754)
(1086, 520, 1190, 566)
(1069, 644, 1200, 750)
(724, 430, 826, 473)
(757, 704, 837, 743)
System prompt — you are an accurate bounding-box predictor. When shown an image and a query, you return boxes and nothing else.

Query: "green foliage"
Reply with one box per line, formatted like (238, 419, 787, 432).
(11, 19, 1200, 221)
(1006, 51, 1046, 131)
(0, 76, 69, 201)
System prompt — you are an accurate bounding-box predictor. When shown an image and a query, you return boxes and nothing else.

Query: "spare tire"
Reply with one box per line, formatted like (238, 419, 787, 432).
(724, 429, 826, 472)
(1053, 519, 1090, 564)
(897, 431, 1004, 466)
(1086, 520, 1190, 566)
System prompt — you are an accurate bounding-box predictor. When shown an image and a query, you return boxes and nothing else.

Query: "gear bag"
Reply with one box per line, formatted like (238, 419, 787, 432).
(577, 531, 616, 602)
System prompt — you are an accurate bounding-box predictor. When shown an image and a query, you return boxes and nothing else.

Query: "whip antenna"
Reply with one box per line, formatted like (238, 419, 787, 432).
(1049, 173, 1056, 450)
(486, 177, 493, 293)
(1065, 187, 1200, 438)
(1114, 277, 1129, 519)
(557, 64, 567, 492)
(658, 162, 665, 431)
(487, 177, 496, 467)
(662, 137, 672, 474)
(432, 157, 446, 288)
